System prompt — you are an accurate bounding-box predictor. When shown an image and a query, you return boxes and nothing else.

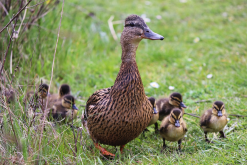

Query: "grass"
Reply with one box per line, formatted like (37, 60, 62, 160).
(0, 0, 247, 164)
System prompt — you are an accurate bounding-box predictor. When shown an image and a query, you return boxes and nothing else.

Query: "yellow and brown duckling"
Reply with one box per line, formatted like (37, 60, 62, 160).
(47, 84, 71, 108)
(46, 94, 78, 124)
(159, 108, 187, 151)
(200, 101, 227, 143)
(155, 92, 186, 131)
(83, 14, 164, 157)
(24, 83, 49, 112)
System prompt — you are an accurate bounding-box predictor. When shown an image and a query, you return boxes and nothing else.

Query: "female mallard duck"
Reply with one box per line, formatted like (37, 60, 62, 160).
(83, 15, 164, 157)
(159, 108, 187, 151)
(154, 92, 186, 132)
(200, 101, 227, 143)
(24, 83, 49, 113)
(47, 84, 71, 108)
(46, 94, 78, 123)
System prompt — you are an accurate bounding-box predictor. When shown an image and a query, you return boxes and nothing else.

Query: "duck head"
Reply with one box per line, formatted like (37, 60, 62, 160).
(169, 108, 183, 127)
(38, 83, 49, 99)
(169, 92, 186, 108)
(59, 84, 71, 98)
(212, 101, 226, 117)
(121, 15, 164, 61)
(148, 97, 158, 114)
(62, 94, 78, 110)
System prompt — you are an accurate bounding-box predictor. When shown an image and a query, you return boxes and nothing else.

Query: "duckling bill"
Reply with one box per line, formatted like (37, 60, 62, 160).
(200, 101, 227, 143)
(159, 108, 187, 151)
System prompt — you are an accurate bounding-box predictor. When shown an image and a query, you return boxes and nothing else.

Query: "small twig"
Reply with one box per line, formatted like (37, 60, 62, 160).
(184, 113, 200, 118)
(0, 0, 33, 34)
(71, 110, 77, 160)
(108, 15, 117, 41)
(26, 0, 46, 9)
(228, 114, 247, 118)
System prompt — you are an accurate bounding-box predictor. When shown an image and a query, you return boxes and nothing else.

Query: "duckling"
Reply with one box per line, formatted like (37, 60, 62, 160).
(46, 94, 78, 124)
(159, 108, 187, 151)
(0, 83, 15, 104)
(200, 101, 227, 143)
(154, 92, 186, 132)
(142, 97, 159, 136)
(47, 84, 71, 108)
(24, 83, 49, 113)
(83, 14, 164, 157)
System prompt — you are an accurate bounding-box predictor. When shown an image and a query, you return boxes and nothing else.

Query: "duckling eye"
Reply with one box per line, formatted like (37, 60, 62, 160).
(130, 22, 134, 27)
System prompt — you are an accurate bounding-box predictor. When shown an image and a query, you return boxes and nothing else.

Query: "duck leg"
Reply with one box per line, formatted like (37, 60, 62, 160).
(94, 143, 115, 157)
(154, 122, 159, 133)
(162, 138, 167, 149)
(177, 139, 182, 151)
(204, 132, 211, 143)
(219, 131, 226, 138)
(120, 145, 125, 154)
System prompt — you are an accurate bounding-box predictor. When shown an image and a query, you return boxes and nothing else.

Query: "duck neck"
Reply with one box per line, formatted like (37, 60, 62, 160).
(120, 39, 140, 62)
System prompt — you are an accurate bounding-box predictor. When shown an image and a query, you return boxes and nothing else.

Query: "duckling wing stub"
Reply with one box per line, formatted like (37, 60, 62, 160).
(200, 110, 212, 127)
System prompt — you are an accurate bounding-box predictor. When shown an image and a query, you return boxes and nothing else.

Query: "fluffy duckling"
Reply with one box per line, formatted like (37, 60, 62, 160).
(0, 83, 15, 104)
(143, 97, 159, 136)
(159, 108, 187, 151)
(47, 84, 71, 108)
(24, 83, 49, 112)
(200, 101, 227, 143)
(46, 94, 78, 124)
(155, 92, 186, 131)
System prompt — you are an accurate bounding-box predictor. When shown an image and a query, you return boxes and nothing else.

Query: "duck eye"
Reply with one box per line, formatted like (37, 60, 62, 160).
(130, 22, 134, 27)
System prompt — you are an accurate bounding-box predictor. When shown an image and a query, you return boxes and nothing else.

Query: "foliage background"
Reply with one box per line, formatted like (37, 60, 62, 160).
(0, 0, 246, 164)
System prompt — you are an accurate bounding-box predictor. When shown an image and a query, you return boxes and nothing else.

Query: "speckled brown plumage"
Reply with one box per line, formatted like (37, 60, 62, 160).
(84, 15, 164, 150)
(200, 101, 227, 142)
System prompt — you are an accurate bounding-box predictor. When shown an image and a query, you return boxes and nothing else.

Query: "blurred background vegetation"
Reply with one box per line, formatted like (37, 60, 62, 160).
(0, 0, 247, 164)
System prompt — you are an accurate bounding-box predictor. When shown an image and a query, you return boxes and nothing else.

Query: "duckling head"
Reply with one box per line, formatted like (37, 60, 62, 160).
(148, 97, 157, 114)
(59, 84, 71, 98)
(169, 108, 183, 127)
(38, 83, 49, 98)
(169, 92, 186, 108)
(121, 15, 164, 60)
(212, 101, 226, 117)
(62, 94, 78, 110)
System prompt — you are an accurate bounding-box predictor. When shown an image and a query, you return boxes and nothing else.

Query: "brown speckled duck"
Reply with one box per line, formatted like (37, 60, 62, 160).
(83, 14, 164, 157)
(154, 92, 186, 132)
(47, 84, 71, 108)
(159, 108, 187, 151)
(46, 94, 78, 123)
(200, 101, 227, 143)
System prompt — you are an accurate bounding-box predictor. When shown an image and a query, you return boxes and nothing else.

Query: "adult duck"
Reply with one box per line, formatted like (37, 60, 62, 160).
(83, 14, 164, 157)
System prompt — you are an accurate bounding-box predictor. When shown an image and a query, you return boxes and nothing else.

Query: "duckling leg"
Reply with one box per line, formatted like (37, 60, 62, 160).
(94, 142, 115, 157)
(120, 145, 125, 154)
(219, 131, 226, 138)
(162, 138, 167, 149)
(154, 122, 159, 133)
(204, 132, 211, 143)
(177, 139, 182, 151)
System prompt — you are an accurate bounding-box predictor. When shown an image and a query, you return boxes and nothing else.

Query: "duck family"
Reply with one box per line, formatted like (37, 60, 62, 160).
(0, 14, 230, 159)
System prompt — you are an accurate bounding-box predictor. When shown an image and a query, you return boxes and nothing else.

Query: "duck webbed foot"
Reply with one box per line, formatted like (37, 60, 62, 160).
(94, 143, 115, 157)
(120, 145, 125, 154)
(219, 131, 226, 138)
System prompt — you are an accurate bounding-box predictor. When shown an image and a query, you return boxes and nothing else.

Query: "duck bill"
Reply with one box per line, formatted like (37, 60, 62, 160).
(72, 104, 78, 110)
(217, 110, 222, 117)
(153, 107, 158, 114)
(175, 120, 180, 127)
(141, 27, 164, 40)
(180, 102, 187, 108)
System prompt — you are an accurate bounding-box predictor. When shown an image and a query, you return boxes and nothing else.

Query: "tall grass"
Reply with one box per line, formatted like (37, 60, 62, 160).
(0, 0, 247, 164)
